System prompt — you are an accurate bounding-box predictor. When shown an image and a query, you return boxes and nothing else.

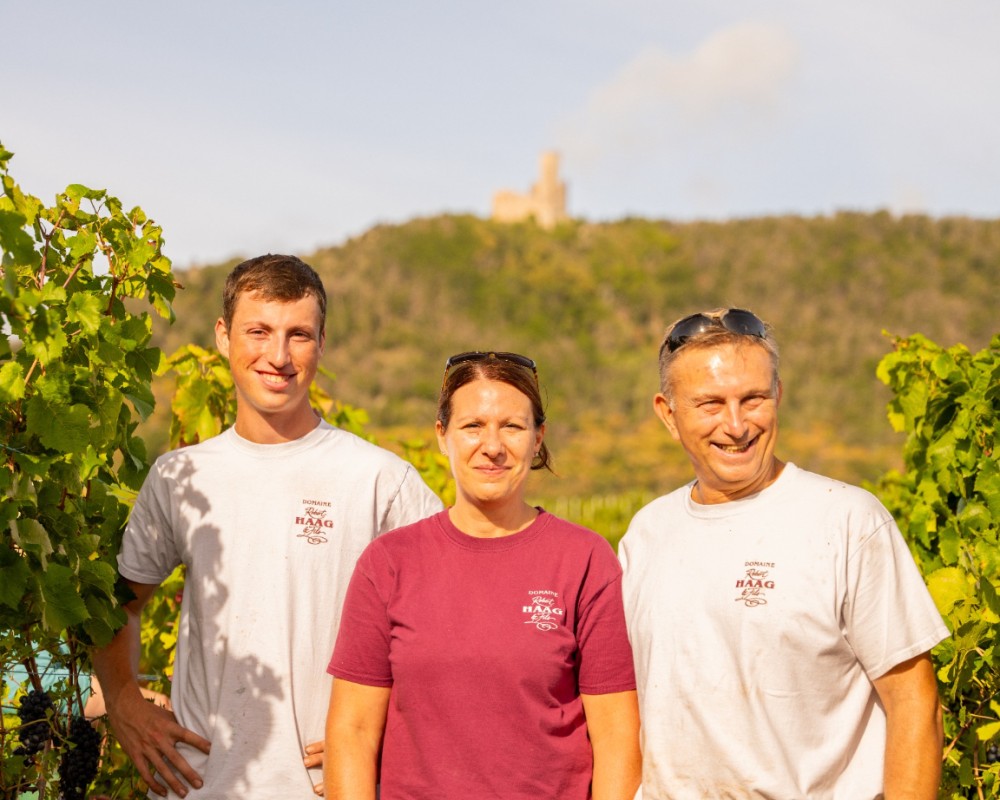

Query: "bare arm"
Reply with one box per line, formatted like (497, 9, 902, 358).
(873, 652, 942, 800)
(581, 690, 642, 800)
(323, 678, 391, 800)
(91, 579, 211, 798)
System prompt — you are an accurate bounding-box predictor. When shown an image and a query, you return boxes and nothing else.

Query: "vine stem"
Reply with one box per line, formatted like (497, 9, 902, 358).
(37, 208, 67, 288)
(23, 357, 39, 388)
(942, 695, 990, 760)
(62, 257, 88, 289)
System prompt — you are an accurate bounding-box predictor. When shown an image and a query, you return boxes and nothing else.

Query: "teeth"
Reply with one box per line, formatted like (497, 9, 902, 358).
(262, 374, 290, 385)
(718, 443, 750, 453)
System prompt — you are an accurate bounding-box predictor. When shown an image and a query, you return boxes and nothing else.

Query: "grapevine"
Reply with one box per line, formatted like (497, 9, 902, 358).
(57, 717, 102, 799)
(15, 690, 55, 759)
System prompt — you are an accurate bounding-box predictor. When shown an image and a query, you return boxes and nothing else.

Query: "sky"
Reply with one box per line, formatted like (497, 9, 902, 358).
(3, 1, 999, 268)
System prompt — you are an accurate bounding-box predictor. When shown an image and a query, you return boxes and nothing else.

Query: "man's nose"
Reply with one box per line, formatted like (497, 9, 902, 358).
(722, 402, 748, 437)
(267, 335, 291, 366)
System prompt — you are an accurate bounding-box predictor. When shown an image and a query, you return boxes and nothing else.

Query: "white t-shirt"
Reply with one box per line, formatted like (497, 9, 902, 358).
(619, 463, 948, 800)
(118, 421, 443, 799)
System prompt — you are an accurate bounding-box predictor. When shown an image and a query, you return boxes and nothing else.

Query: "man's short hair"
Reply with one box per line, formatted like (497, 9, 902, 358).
(657, 308, 781, 402)
(222, 254, 326, 331)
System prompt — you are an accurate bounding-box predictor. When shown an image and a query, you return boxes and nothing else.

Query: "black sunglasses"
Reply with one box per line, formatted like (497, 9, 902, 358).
(442, 351, 539, 388)
(661, 309, 767, 356)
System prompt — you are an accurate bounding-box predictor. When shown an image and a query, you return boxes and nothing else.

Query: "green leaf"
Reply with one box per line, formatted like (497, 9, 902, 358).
(0, 546, 31, 608)
(9, 516, 53, 566)
(0, 360, 26, 401)
(40, 563, 89, 631)
(977, 721, 1000, 741)
(124, 384, 155, 420)
(25, 397, 91, 453)
(0, 208, 36, 265)
(937, 523, 962, 566)
(927, 567, 971, 616)
(66, 292, 103, 335)
(981, 578, 1000, 623)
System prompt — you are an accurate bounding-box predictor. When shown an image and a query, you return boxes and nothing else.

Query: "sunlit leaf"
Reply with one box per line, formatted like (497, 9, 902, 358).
(927, 567, 972, 616)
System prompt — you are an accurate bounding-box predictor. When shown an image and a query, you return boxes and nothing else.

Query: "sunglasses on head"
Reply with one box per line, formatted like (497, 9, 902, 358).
(442, 351, 538, 388)
(661, 309, 767, 356)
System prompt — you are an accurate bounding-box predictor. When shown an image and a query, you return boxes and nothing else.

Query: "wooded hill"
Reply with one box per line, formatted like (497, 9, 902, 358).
(142, 211, 1000, 499)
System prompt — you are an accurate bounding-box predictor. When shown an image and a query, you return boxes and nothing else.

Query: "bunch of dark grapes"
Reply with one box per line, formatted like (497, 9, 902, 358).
(987, 741, 999, 765)
(15, 690, 55, 759)
(58, 716, 102, 799)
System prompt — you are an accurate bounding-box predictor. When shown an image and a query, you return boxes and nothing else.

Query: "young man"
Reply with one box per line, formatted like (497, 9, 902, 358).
(619, 308, 948, 799)
(92, 255, 442, 799)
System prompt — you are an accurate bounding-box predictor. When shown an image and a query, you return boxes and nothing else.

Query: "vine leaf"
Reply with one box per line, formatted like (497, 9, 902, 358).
(40, 563, 90, 630)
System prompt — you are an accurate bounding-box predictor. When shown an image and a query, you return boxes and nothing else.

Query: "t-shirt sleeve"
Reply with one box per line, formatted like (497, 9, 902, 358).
(117, 466, 182, 585)
(576, 544, 637, 695)
(379, 466, 443, 535)
(843, 503, 950, 680)
(328, 543, 394, 687)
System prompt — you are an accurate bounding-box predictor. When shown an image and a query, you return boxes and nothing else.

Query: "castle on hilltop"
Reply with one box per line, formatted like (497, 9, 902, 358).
(491, 151, 568, 230)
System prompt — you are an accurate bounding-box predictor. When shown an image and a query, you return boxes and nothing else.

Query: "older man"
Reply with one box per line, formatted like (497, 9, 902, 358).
(619, 308, 948, 799)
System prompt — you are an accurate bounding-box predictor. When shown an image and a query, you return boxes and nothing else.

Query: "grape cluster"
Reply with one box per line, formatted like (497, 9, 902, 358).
(58, 716, 102, 800)
(987, 741, 999, 765)
(15, 690, 55, 758)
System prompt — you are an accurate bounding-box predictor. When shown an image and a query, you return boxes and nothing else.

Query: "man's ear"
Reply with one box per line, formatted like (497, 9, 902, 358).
(653, 393, 681, 441)
(215, 317, 230, 358)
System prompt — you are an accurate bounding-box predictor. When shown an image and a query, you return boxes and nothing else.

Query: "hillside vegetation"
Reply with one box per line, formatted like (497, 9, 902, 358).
(143, 212, 1000, 500)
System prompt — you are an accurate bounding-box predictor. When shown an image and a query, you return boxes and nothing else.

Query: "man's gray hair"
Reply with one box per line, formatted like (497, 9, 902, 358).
(657, 309, 780, 403)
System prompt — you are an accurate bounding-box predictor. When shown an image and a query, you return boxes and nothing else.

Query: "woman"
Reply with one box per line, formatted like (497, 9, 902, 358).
(324, 351, 640, 799)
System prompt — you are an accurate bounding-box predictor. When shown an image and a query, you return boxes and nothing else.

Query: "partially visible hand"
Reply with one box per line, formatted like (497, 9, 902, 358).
(140, 687, 173, 710)
(304, 739, 324, 795)
(106, 687, 211, 798)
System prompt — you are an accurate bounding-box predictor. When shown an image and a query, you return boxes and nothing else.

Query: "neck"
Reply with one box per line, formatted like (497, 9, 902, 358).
(233, 410, 321, 444)
(447, 499, 539, 538)
(691, 458, 786, 505)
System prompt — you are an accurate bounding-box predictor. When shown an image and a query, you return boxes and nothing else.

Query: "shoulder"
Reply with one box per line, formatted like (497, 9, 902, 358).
(315, 424, 417, 472)
(785, 464, 891, 518)
(357, 512, 446, 567)
(368, 510, 447, 554)
(143, 431, 233, 485)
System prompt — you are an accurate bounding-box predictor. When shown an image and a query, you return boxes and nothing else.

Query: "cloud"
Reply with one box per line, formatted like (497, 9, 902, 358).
(557, 23, 800, 164)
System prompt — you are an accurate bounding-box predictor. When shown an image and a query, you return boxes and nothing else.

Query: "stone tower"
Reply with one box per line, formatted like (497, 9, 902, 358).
(492, 151, 568, 230)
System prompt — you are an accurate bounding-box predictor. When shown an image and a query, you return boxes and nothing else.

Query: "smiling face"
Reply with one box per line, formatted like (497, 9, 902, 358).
(215, 290, 325, 443)
(436, 378, 545, 514)
(654, 341, 783, 504)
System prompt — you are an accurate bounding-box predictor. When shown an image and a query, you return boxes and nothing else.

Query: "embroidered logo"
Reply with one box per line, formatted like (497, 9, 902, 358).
(522, 590, 565, 631)
(734, 561, 776, 607)
(295, 500, 333, 545)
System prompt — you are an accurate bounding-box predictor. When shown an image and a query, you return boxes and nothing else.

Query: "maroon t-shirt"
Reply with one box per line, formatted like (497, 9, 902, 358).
(329, 509, 636, 799)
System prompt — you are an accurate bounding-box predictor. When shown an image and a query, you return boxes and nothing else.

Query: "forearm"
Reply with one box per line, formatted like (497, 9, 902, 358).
(592, 742, 642, 800)
(582, 691, 642, 800)
(875, 653, 943, 800)
(91, 604, 144, 713)
(883, 702, 942, 800)
(322, 734, 379, 800)
(323, 680, 389, 800)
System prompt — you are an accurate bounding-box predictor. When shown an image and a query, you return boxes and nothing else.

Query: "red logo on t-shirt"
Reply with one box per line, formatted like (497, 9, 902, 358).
(295, 501, 333, 545)
(522, 592, 564, 631)
(734, 561, 776, 607)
